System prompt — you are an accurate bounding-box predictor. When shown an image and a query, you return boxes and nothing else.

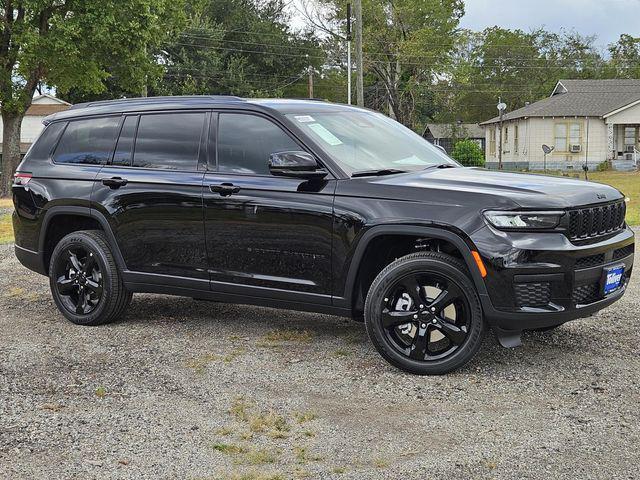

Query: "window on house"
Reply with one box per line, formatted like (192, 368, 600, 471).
(514, 125, 519, 154)
(554, 122, 582, 153)
(489, 128, 496, 155)
(624, 127, 637, 147)
(504, 127, 509, 145)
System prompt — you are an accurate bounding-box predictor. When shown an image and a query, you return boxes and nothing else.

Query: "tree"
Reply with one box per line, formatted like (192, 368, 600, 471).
(451, 139, 484, 167)
(608, 34, 640, 79)
(0, 0, 185, 196)
(309, 0, 463, 128)
(154, 0, 325, 99)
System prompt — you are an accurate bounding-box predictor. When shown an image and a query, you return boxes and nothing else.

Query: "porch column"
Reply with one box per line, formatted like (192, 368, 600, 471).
(607, 123, 615, 160)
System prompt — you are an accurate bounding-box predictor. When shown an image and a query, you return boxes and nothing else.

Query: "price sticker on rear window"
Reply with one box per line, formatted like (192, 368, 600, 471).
(294, 115, 315, 123)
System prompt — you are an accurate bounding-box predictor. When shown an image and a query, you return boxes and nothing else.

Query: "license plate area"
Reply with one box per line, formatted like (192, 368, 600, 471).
(602, 265, 625, 296)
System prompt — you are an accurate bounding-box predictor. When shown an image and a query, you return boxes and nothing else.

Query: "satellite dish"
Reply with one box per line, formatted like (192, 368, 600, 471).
(497, 102, 507, 112)
(542, 144, 555, 155)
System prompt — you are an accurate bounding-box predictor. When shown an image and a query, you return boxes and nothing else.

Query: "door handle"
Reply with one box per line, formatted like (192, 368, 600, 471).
(210, 183, 241, 196)
(101, 177, 128, 189)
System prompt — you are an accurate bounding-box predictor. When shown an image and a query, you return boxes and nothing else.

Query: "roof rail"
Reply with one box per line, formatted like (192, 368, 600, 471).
(69, 95, 245, 110)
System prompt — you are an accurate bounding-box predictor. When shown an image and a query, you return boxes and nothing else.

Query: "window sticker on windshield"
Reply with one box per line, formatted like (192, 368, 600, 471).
(294, 115, 315, 123)
(308, 123, 343, 146)
(396, 155, 429, 165)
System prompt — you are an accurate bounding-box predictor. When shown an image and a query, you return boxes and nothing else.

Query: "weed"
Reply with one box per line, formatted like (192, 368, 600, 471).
(212, 443, 247, 455)
(293, 411, 317, 424)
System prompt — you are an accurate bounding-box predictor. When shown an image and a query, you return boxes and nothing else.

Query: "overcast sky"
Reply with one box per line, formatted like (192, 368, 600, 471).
(460, 0, 640, 45)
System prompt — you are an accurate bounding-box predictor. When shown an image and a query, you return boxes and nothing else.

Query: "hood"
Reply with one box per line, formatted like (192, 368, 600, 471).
(356, 167, 623, 209)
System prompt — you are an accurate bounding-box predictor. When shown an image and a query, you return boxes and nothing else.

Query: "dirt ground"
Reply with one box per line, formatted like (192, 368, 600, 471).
(0, 238, 639, 480)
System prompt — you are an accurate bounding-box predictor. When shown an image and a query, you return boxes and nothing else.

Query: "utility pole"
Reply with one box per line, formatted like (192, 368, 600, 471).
(346, 3, 352, 105)
(354, 0, 364, 106)
(308, 65, 314, 99)
(497, 99, 506, 170)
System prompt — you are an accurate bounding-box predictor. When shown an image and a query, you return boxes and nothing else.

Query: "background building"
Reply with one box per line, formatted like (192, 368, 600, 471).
(0, 94, 71, 162)
(480, 80, 640, 171)
(422, 123, 485, 154)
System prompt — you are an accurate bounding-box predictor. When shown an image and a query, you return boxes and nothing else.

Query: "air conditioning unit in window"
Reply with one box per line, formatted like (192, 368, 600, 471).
(625, 145, 635, 153)
(569, 144, 582, 153)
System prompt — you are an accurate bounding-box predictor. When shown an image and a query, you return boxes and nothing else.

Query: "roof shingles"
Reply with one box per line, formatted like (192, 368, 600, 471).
(480, 79, 640, 125)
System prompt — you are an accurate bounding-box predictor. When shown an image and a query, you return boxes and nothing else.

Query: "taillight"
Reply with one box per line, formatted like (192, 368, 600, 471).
(13, 172, 32, 186)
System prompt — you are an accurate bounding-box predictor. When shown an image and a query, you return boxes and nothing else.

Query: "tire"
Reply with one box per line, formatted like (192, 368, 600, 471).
(49, 230, 132, 326)
(364, 251, 485, 375)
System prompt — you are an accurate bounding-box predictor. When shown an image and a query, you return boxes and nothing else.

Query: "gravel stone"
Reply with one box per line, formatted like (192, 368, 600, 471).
(0, 236, 638, 479)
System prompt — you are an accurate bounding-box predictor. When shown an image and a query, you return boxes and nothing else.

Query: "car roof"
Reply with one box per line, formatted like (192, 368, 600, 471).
(44, 95, 363, 123)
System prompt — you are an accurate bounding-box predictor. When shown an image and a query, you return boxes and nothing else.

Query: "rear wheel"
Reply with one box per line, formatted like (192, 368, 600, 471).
(364, 252, 485, 375)
(49, 230, 131, 326)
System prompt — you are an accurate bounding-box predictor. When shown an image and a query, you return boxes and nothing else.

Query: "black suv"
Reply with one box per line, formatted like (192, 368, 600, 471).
(12, 96, 635, 374)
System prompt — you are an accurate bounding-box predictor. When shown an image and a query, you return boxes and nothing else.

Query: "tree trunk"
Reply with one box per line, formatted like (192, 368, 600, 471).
(1, 112, 24, 198)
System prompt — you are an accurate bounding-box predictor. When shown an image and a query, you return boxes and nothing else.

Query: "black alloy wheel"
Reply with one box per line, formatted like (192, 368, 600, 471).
(49, 230, 132, 326)
(54, 247, 103, 315)
(380, 272, 470, 361)
(365, 251, 485, 375)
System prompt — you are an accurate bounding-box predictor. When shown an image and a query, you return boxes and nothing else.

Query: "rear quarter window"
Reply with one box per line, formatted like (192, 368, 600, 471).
(23, 122, 66, 163)
(53, 116, 121, 165)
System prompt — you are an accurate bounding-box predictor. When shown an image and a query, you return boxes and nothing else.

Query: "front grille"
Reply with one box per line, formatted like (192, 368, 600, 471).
(572, 283, 601, 305)
(515, 282, 551, 307)
(613, 244, 634, 260)
(568, 201, 625, 240)
(575, 254, 605, 269)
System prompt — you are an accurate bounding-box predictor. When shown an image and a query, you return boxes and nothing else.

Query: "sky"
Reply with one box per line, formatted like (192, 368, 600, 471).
(460, 0, 640, 46)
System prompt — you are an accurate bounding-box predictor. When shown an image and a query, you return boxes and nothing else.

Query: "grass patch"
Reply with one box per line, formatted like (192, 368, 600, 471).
(293, 446, 324, 464)
(0, 213, 13, 244)
(222, 472, 285, 480)
(262, 329, 312, 343)
(0, 198, 12, 209)
(242, 447, 280, 466)
(185, 353, 219, 374)
(293, 411, 317, 424)
(229, 396, 252, 421)
(373, 458, 389, 469)
(212, 443, 248, 455)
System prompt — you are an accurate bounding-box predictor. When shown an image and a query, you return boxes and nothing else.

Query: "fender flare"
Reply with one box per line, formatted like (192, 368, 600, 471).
(336, 224, 490, 309)
(39, 206, 127, 272)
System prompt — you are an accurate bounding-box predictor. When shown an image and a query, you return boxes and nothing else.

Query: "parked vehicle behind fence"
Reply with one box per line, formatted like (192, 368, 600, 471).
(12, 96, 635, 374)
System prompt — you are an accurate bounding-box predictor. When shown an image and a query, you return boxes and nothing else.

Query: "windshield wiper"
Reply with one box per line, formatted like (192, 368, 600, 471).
(423, 163, 458, 171)
(351, 168, 407, 178)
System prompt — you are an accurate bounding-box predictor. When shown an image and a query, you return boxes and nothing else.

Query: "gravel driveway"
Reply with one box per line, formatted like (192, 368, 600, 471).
(0, 235, 638, 480)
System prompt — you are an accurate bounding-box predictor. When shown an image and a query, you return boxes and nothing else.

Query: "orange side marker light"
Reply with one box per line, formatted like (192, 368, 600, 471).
(471, 250, 487, 278)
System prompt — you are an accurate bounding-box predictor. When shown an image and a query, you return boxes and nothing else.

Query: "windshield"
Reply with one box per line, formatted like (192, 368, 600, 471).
(286, 110, 458, 175)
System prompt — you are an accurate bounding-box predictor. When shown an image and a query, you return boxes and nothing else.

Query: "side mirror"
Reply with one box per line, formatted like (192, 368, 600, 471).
(269, 151, 328, 180)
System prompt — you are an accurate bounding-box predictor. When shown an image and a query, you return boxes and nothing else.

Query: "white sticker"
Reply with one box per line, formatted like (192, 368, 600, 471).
(308, 123, 343, 146)
(294, 115, 315, 123)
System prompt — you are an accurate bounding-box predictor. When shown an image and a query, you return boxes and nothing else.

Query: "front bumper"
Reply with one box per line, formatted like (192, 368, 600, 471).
(471, 224, 635, 331)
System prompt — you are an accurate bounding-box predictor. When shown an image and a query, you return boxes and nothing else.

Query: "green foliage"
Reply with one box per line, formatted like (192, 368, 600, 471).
(451, 139, 485, 167)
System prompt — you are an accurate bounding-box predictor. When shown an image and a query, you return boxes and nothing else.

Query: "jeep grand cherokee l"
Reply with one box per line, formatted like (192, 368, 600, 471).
(11, 96, 635, 375)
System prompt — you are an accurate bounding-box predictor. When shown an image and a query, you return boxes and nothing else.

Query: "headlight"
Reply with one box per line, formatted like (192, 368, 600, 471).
(484, 211, 564, 230)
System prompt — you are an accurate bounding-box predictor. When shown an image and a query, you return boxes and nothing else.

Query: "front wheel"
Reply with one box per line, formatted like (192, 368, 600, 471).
(49, 230, 132, 326)
(364, 252, 485, 375)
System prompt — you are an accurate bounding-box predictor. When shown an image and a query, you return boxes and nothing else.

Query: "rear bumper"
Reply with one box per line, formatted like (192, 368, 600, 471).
(472, 225, 634, 331)
(15, 244, 46, 275)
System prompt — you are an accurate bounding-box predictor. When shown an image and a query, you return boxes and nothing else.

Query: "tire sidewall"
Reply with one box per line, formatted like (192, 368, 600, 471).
(49, 232, 115, 326)
(365, 253, 485, 375)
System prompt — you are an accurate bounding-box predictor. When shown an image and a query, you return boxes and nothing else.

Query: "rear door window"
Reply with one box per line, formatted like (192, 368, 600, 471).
(53, 116, 120, 165)
(133, 113, 205, 170)
(217, 113, 299, 175)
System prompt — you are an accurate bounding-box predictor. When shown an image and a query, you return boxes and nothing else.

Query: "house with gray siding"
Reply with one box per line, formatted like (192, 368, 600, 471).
(480, 80, 640, 171)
